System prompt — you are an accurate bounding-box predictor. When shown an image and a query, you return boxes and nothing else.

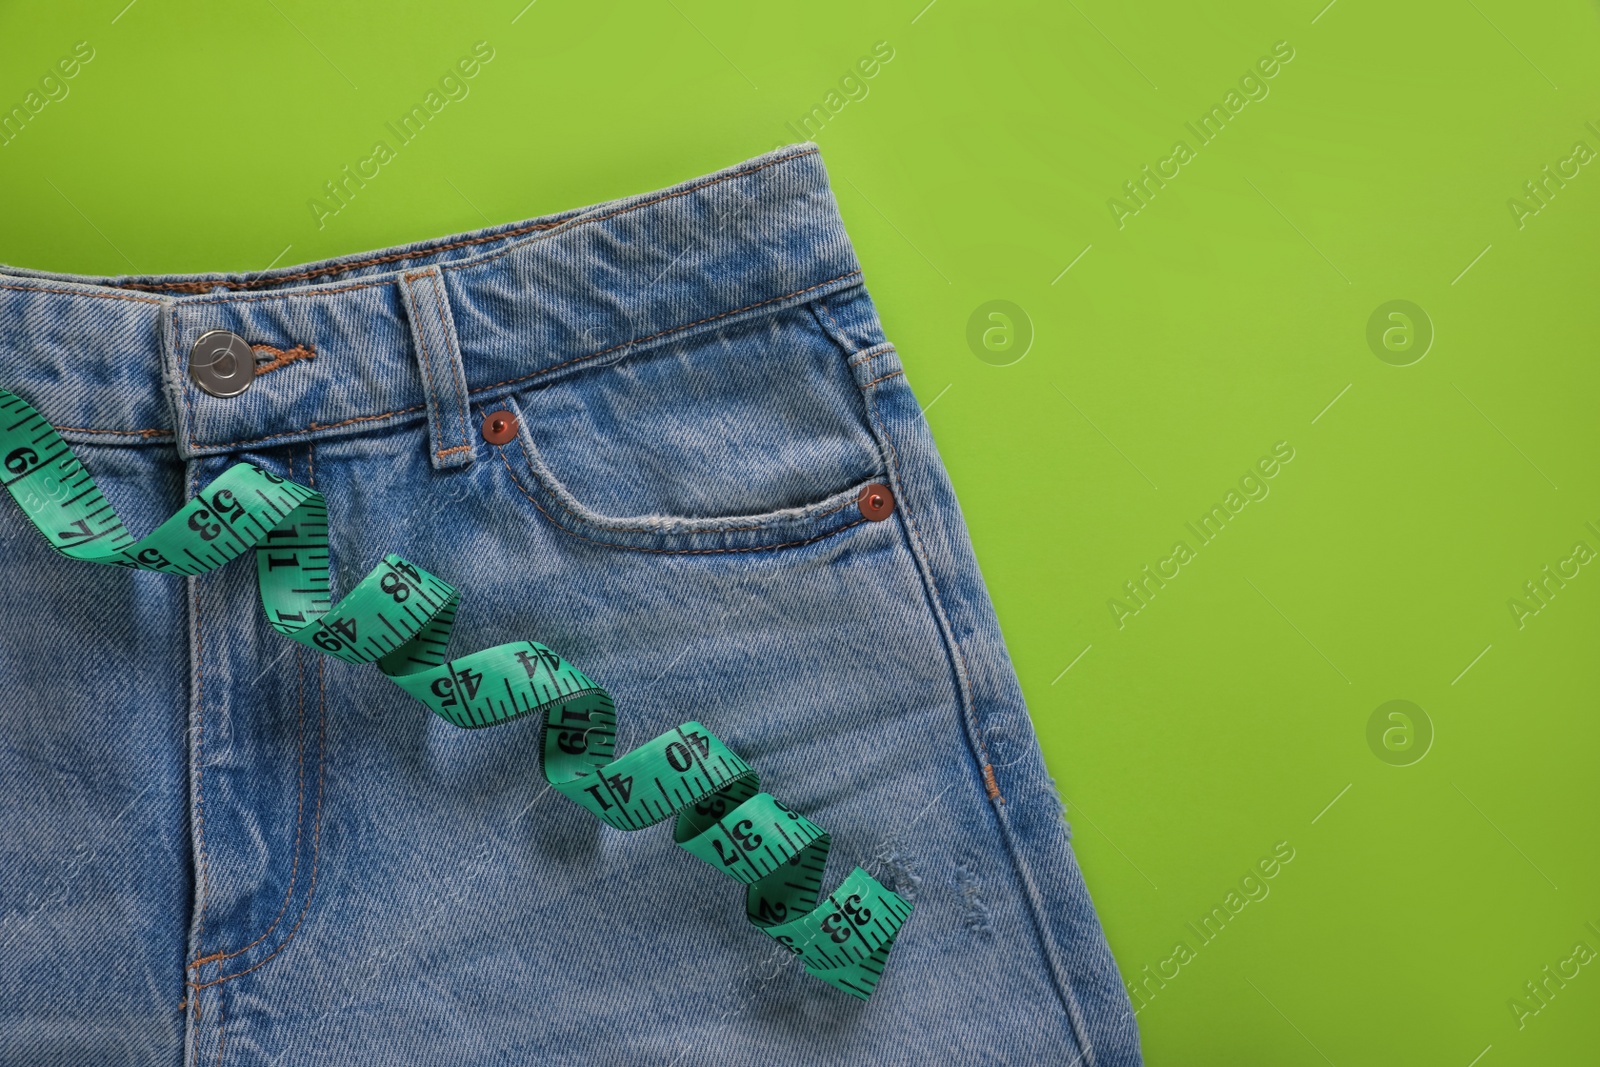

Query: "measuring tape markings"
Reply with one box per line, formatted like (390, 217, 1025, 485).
(0, 388, 910, 1000)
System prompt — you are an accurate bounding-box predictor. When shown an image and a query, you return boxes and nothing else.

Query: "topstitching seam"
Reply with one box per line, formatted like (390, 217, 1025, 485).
(859, 376, 995, 779)
(814, 298, 854, 354)
(191, 450, 309, 971)
(498, 443, 866, 554)
(190, 659, 327, 991)
(0, 282, 162, 304)
(181, 331, 197, 452)
(167, 279, 392, 308)
(52, 425, 172, 438)
(212, 991, 226, 1067)
(190, 443, 327, 992)
(190, 463, 211, 954)
(475, 270, 864, 397)
(847, 344, 897, 369)
(189, 639, 307, 969)
(510, 433, 857, 535)
(191, 404, 428, 452)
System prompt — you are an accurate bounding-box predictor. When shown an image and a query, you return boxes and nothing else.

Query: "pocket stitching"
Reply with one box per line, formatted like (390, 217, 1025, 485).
(847, 344, 897, 369)
(495, 442, 870, 555)
(474, 270, 864, 398)
(511, 431, 859, 535)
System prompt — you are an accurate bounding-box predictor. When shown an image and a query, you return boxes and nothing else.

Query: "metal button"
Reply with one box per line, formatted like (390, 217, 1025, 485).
(858, 483, 895, 522)
(481, 409, 519, 445)
(189, 330, 256, 398)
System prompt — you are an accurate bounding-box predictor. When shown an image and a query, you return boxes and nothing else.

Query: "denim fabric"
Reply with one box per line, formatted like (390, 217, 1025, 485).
(0, 144, 1141, 1065)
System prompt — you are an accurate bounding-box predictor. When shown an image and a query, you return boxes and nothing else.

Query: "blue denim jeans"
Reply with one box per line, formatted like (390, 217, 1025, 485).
(0, 144, 1140, 1065)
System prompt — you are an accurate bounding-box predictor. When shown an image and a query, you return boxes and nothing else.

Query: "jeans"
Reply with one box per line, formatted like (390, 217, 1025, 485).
(0, 144, 1141, 1065)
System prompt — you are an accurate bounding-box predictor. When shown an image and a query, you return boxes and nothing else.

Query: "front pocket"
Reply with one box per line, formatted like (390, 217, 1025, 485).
(488, 394, 883, 554)
(480, 293, 891, 554)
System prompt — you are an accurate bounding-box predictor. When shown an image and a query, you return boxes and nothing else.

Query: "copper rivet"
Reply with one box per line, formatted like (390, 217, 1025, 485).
(858, 482, 895, 522)
(481, 409, 518, 446)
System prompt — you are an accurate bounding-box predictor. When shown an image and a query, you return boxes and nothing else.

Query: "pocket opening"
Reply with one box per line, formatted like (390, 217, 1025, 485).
(487, 393, 886, 555)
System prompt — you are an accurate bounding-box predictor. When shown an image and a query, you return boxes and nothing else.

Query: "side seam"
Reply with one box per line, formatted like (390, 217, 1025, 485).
(856, 370, 1101, 1066)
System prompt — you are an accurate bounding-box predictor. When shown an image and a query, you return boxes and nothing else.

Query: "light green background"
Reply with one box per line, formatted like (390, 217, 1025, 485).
(3, 1, 1597, 1062)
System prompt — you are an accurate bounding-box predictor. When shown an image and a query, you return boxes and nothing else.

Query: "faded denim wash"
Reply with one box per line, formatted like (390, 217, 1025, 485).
(0, 144, 1141, 1065)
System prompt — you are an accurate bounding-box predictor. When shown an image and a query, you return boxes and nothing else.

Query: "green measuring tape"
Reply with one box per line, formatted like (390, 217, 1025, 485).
(0, 387, 911, 1000)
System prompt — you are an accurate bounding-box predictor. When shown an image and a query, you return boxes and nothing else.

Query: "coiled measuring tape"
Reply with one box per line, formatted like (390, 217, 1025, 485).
(0, 388, 911, 1000)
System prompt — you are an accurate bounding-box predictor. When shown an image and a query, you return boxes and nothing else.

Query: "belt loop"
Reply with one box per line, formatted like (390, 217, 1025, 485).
(399, 266, 475, 470)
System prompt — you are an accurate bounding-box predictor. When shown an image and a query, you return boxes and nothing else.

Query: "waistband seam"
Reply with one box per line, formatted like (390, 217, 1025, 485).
(0, 282, 163, 305)
(53, 424, 174, 439)
(174, 269, 864, 453)
(191, 404, 431, 451)
(469, 268, 865, 398)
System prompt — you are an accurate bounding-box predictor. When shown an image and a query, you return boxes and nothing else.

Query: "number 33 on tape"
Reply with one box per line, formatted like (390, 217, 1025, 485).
(0, 388, 912, 1000)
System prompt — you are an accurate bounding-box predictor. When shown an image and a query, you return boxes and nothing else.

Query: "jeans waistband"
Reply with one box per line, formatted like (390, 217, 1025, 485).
(0, 143, 861, 461)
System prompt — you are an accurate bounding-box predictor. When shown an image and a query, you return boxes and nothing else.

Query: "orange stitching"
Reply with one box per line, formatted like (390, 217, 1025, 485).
(117, 227, 558, 293)
(51, 424, 172, 438)
(498, 443, 866, 554)
(428, 270, 470, 453)
(190, 642, 307, 969)
(848, 344, 897, 368)
(194, 403, 427, 451)
(181, 279, 392, 307)
(213, 991, 226, 1067)
(864, 380, 999, 790)
(863, 369, 904, 389)
(189, 666, 326, 992)
(982, 764, 1003, 803)
(194, 447, 300, 966)
(189, 446, 327, 993)
(126, 279, 233, 295)
(437, 443, 473, 456)
(187, 271, 860, 452)
(510, 434, 859, 534)
(192, 463, 211, 949)
(250, 343, 316, 376)
(0, 282, 161, 304)
(182, 346, 197, 453)
(477, 270, 864, 397)
(813, 297, 845, 346)
(116, 147, 820, 295)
